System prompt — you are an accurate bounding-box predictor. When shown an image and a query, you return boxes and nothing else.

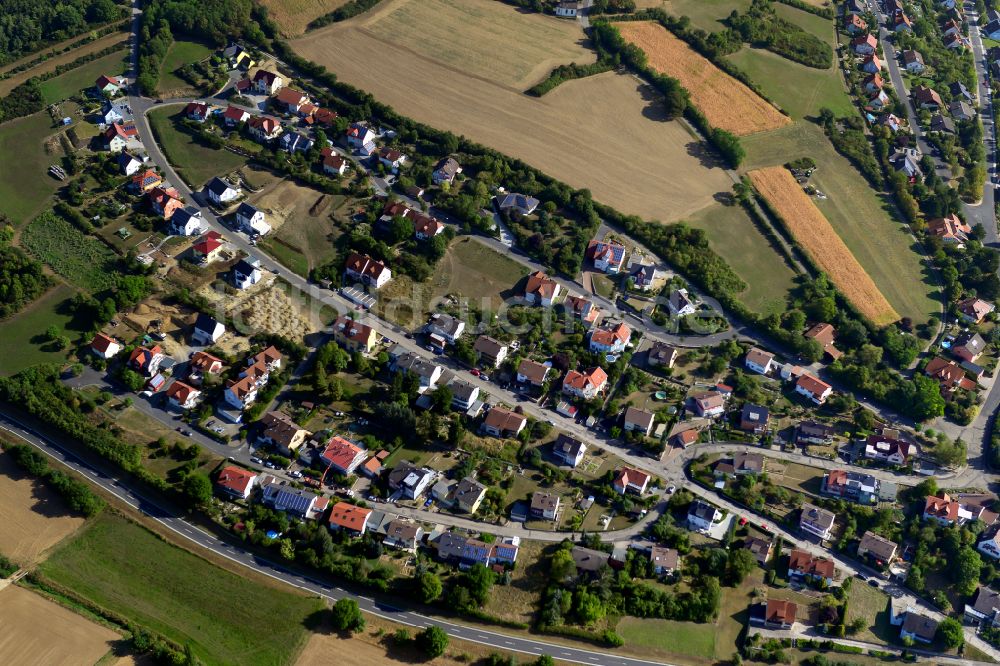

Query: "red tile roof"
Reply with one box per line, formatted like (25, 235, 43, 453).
(321, 436, 364, 473)
(91, 333, 118, 354)
(328, 501, 372, 532)
(217, 465, 256, 496)
(165, 380, 198, 404)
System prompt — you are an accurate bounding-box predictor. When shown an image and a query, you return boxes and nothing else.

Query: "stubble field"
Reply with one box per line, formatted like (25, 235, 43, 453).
(749, 167, 899, 325)
(258, 0, 353, 36)
(0, 585, 119, 665)
(291, 17, 734, 223)
(0, 452, 85, 563)
(616, 21, 790, 136)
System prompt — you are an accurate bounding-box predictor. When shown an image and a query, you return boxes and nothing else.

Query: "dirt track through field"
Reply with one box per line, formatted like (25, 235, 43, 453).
(617, 21, 790, 136)
(0, 586, 119, 665)
(749, 167, 899, 325)
(290, 21, 732, 223)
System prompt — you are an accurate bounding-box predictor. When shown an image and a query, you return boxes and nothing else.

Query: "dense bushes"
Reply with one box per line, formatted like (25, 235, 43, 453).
(527, 61, 615, 96)
(818, 109, 884, 189)
(4, 443, 104, 517)
(308, 0, 385, 29)
(0, 553, 17, 577)
(0, 79, 44, 122)
(726, 0, 833, 69)
(0, 221, 50, 319)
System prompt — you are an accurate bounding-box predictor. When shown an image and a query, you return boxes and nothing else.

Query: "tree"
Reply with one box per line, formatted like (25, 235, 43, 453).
(330, 598, 366, 634)
(431, 385, 453, 413)
(463, 563, 495, 606)
(725, 548, 757, 585)
(119, 368, 145, 392)
(182, 473, 212, 507)
(418, 572, 443, 603)
(549, 548, 576, 582)
(416, 626, 448, 658)
(955, 547, 982, 596)
(909, 374, 946, 421)
(534, 656, 556, 666)
(936, 617, 964, 649)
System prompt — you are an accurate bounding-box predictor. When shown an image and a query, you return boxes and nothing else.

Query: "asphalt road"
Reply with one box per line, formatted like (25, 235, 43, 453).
(964, 3, 999, 238)
(0, 408, 673, 666)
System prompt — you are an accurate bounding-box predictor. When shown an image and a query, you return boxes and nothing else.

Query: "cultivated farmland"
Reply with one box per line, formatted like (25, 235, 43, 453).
(616, 21, 790, 136)
(0, 586, 119, 665)
(362, 0, 595, 89)
(39, 512, 324, 666)
(21, 212, 118, 292)
(0, 451, 85, 563)
(259, 0, 353, 36)
(291, 18, 734, 223)
(749, 166, 899, 325)
(0, 30, 128, 98)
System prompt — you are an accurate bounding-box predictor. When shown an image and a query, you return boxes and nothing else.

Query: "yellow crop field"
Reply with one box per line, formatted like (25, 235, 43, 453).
(749, 167, 899, 325)
(617, 21, 790, 136)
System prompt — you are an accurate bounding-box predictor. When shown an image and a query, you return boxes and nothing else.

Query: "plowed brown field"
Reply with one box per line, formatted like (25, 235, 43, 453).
(617, 21, 790, 136)
(749, 167, 899, 325)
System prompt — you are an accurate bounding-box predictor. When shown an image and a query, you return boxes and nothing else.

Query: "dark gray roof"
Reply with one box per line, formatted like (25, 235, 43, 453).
(206, 177, 235, 195)
(901, 612, 938, 640)
(237, 202, 260, 217)
(571, 546, 608, 572)
(689, 500, 718, 521)
(194, 313, 222, 334)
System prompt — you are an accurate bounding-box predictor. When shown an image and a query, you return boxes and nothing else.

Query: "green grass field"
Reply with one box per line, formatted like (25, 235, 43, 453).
(147, 107, 246, 188)
(845, 580, 894, 646)
(684, 202, 797, 315)
(661, 0, 751, 32)
(617, 617, 716, 658)
(0, 112, 64, 225)
(727, 47, 854, 119)
(157, 40, 213, 94)
(740, 122, 939, 325)
(21, 212, 117, 292)
(39, 512, 324, 666)
(260, 237, 310, 277)
(38, 49, 129, 104)
(0, 284, 82, 375)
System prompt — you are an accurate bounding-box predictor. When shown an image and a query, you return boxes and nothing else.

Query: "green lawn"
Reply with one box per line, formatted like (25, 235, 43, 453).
(0, 284, 82, 375)
(727, 47, 854, 119)
(158, 39, 213, 94)
(617, 617, 716, 658)
(39, 512, 324, 666)
(773, 2, 836, 47)
(0, 112, 63, 225)
(38, 48, 129, 104)
(845, 580, 895, 645)
(662, 0, 750, 32)
(147, 107, 246, 188)
(21, 212, 117, 292)
(740, 122, 939, 326)
(684, 202, 797, 316)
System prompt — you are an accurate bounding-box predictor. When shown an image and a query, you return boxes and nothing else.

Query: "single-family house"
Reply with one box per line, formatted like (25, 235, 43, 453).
(587, 239, 627, 274)
(914, 85, 943, 110)
(951, 81, 975, 103)
(332, 315, 377, 354)
(666, 288, 697, 316)
(555, 0, 579, 17)
(425, 313, 465, 344)
(236, 202, 270, 236)
(894, 12, 912, 31)
(965, 587, 1000, 626)
(788, 549, 835, 585)
(346, 123, 376, 155)
(756, 599, 797, 629)
(516, 358, 550, 387)
(206, 177, 241, 206)
(148, 186, 182, 219)
(745, 347, 775, 375)
(473, 335, 508, 368)
(524, 271, 561, 307)
(252, 69, 283, 95)
(986, 19, 1000, 40)
(321, 436, 367, 475)
(130, 169, 162, 193)
(388, 463, 436, 499)
(804, 323, 842, 361)
(258, 411, 311, 457)
(390, 351, 442, 391)
(613, 467, 650, 495)
(129, 345, 163, 376)
(900, 613, 938, 644)
(879, 113, 905, 132)
(222, 105, 250, 126)
(481, 406, 527, 438)
(247, 116, 283, 142)
(531, 491, 561, 520)
(795, 374, 833, 405)
(857, 531, 898, 566)
(822, 470, 880, 504)
(274, 87, 309, 113)
(651, 546, 680, 575)
(95, 74, 126, 96)
(623, 406, 655, 437)
(170, 207, 203, 236)
(383, 520, 423, 552)
(745, 536, 774, 565)
(844, 13, 867, 34)
(953, 331, 986, 363)
(927, 213, 972, 245)
(864, 72, 884, 93)
(191, 313, 225, 346)
(733, 452, 765, 475)
(868, 89, 891, 110)
(278, 131, 313, 154)
(688, 500, 721, 533)
(165, 380, 200, 410)
(959, 297, 995, 323)
(852, 34, 878, 55)
(552, 434, 587, 467)
(432, 157, 462, 185)
(188, 351, 224, 384)
(740, 403, 770, 434)
(497, 192, 540, 216)
(589, 321, 631, 354)
(925, 356, 978, 391)
(191, 231, 224, 264)
(343, 252, 392, 289)
(216, 465, 256, 500)
(412, 212, 444, 240)
(796, 420, 835, 446)
(230, 256, 262, 290)
(563, 294, 601, 326)
(322, 153, 348, 176)
(447, 377, 480, 411)
(800, 504, 836, 540)
(862, 54, 883, 73)
(223, 44, 255, 70)
(902, 50, 925, 73)
(377, 147, 407, 173)
(691, 391, 726, 418)
(328, 502, 371, 536)
(951, 99, 975, 122)
(562, 366, 608, 399)
(864, 430, 918, 465)
(103, 122, 137, 153)
(184, 101, 209, 122)
(100, 98, 132, 125)
(453, 477, 487, 513)
(90, 333, 122, 359)
(648, 341, 678, 369)
(116, 151, 142, 176)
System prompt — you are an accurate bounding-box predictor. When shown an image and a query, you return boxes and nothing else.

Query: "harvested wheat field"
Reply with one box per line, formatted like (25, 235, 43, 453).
(0, 586, 119, 665)
(258, 0, 352, 35)
(360, 0, 594, 89)
(617, 21, 789, 136)
(749, 167, 899, 325)
(0, 452, 85, 564)
(291, 16, 732, 223)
